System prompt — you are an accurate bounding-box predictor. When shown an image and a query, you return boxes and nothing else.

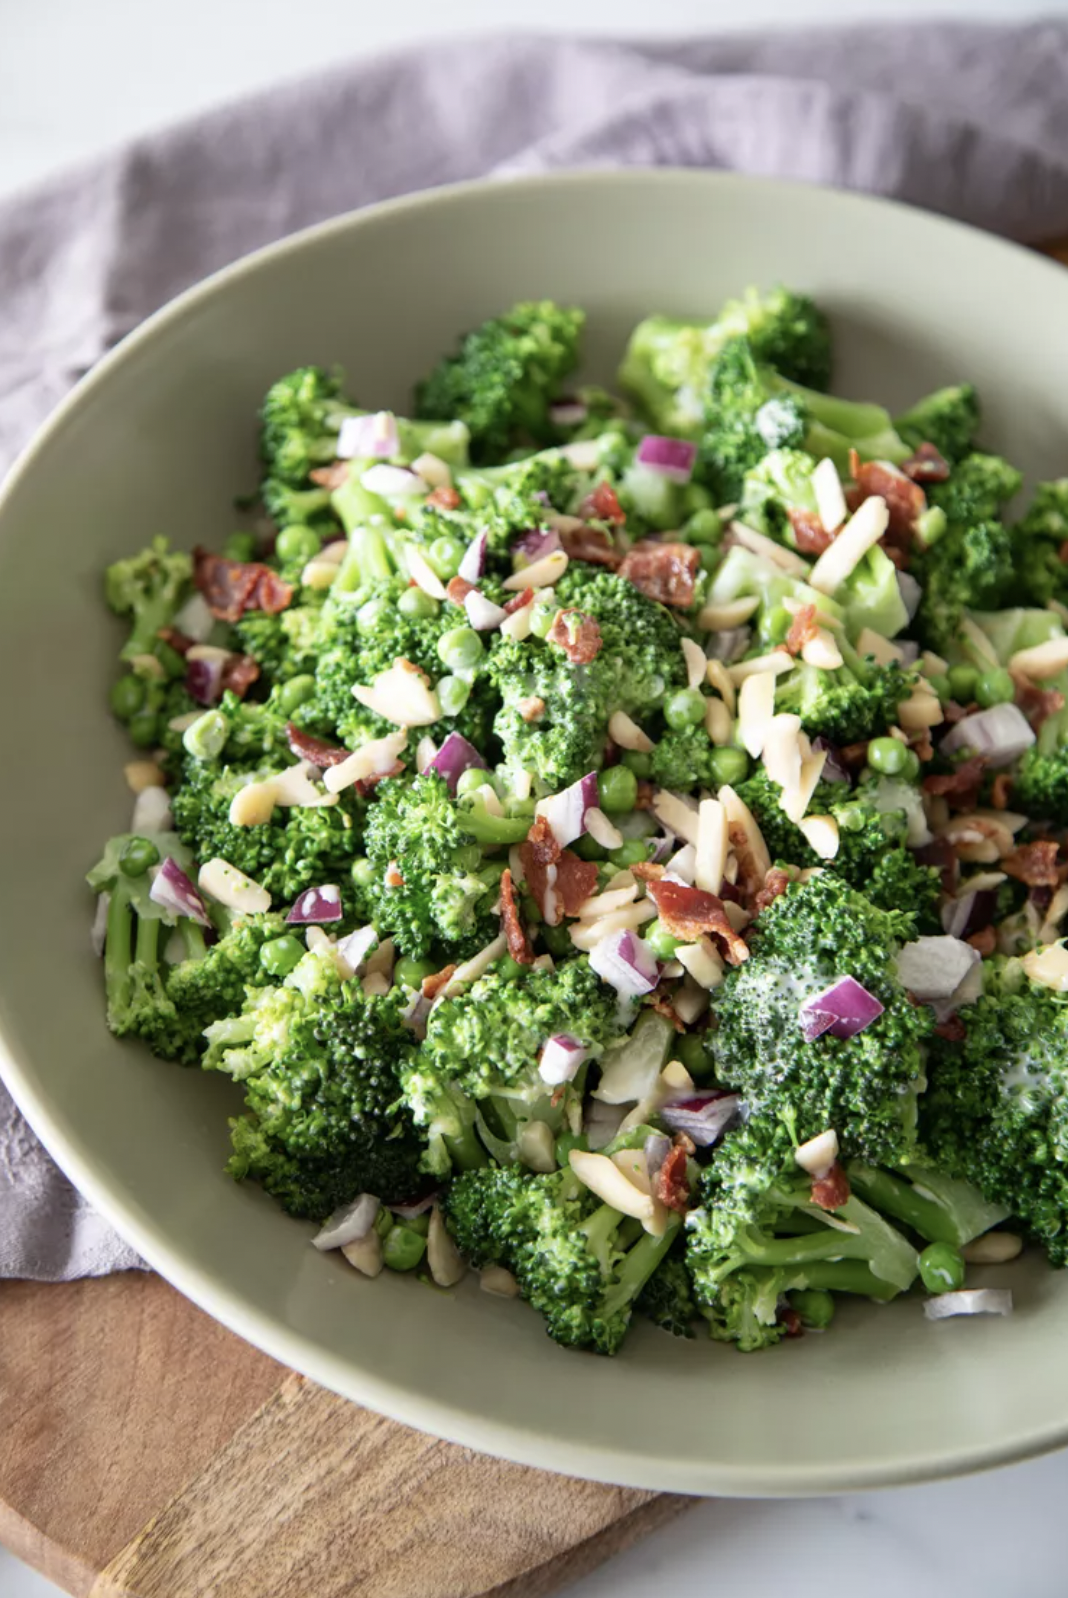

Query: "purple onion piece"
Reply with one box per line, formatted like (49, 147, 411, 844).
(185, 655, 225, 707)
(643, 1132, 672, 1182)
(1030, 883, 1054, 913)
(538, 1033, 589, 1086)
(428, 731, 485, 794)
(799, 976, 884, 1042)
(512, 527, 561, 566)
(812, 736, 852, 786)
(464, 590, 507, 631)
(337, 411, 399, 460)
(538, 771, 600, 849)
(149, 856, 213, 927)
(457, 528, 488, 585)
(589, 928, 659, 997)
(336, 924, 378, 973)
(659, 1091, 741, 1148)
(940, 704, 1035, 768)
(390, 1192, 439, 1220)
(287, 884, 343, 925)
(636, 434, 697, 484)
(941, 890, 995, 940)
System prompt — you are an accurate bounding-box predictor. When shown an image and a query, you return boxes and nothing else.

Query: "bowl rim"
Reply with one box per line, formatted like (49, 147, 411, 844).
(6, 166, 1068, 1496)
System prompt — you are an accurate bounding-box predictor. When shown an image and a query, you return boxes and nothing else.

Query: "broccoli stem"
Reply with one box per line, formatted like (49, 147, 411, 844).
(789, 1260, 899, 1301)
(104, 880, 135, 1022)
(458, 808, 530, 847)
(123, 594, 178, 660)
(601, 1215, 682, 1320)
(179, 920, 209, 962)
(135, 912, 161, 968)
(331, 524, 394, 594)
(848, 1162, 1011, 1248)
(331, 479, 392, 541)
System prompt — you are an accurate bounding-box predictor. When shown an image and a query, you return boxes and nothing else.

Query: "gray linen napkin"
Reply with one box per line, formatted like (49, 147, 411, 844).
(3, 21, 1068, 1279)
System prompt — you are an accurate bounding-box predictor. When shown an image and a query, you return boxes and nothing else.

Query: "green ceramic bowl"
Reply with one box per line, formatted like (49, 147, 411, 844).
(3, 171, 1068, 1496)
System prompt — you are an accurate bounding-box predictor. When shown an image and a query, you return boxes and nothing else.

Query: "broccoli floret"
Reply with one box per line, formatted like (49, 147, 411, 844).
(911, 455, 1022, 653)
(456, 449, 583, 538)
(895, 384, 980, 465)
(710, 873, 933, 1165)
(773, 657, 915, 746)
(686, 1119, 919, 1351)
(101, 876, 187, 1055)
(233, 595, 327, 684)
(635, 1246, 697, 1338)
(104, 537, 193, 662)
(1012, 480, 1068, 609)
(444, 1164, 680, 1355)
(415, 301, 585, 462)
(204, 948, 424, 1218)
(649, 724, 719, 791)
(165, 912, 288, 1052)
(260, 365, 347, 487)
(738, 448, 821, 544)
(926, 450, 1022, 529)
(922, 969, 1068, 1262)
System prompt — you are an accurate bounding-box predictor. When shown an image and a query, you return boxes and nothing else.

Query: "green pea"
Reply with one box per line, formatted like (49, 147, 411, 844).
(374, 1208, 394, 1240)
(899, 748, 921, 781)
(927, 673, 952, 702)
(110, 673, 146, 721)
(224, 531, 256, 561)
(382, 1224, 427, 1272)
(918, 1241, 966, 1295)
(789, 1288, 836, 1329)
(182, 709, 229, 761)
(620, 750, 652, 778)
(127, 709, 160, 748)
(351, 857, 376, 889)
(456, 766, 492, 798)
(276, 674, 316, 715)
(437, 626, 484, 674)
(260, 935, 306, 978)
(598, 766, 638, 814)
(867, 736, 909, 777)
(437, 675, 471, 717)
(572, 834, 606, 862)
(356, 597, 391, 634)
(119, 836, 160, 878)
(529, 601, 557, 639)
(682, 508, 722, 545)
(276, 524, 321, 565)
(709, 746, 750, 788)
(764, 604, 792, 644)
(398, 585, 439, 619)
(399, 1210, 431, 1237)
(664, 688, 706, 730)
(699, 545, 719, 573)
(395, 955, 437, 990)
(674, 1032, 715, 1080)
(156, 641, 187, 680)
(975, 667, 1015, 708)
(947, 664, 980, 703)
(608, 839, 651, 869)
(682, 483, 714, 514)
(835, 803, 868, 834)
(498, 955, 527, 980)
(426, 535, 465, 581)
(644, 919, 681, 961)
(540, 923, 573, 957)
(555, 1131, 589, 1168)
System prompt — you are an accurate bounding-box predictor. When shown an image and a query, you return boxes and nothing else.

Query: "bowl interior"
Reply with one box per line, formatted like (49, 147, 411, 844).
(3, 171, 1068, 1495)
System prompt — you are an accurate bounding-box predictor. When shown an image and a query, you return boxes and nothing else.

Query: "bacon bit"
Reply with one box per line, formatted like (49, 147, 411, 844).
(560, 524, 622, 568)
(810, 1162, 851, 1212)
(631, 861, 666, 883)
(1002, 839, 1062, 888)
(934, 1015, 968, 1042)
(787, 506, 833, 556)
(1015, 676, 1066, 729)
(285, 723, 351, 767)
(618, 541, 699, 608)
(157, 626, 195, 656)
(446, 575, 475, 607)
(523, 814, 559, 867)
(499, 868, 534, 965)
(193, 547, 293, 622)
(646, 879, 749, 966)
(782, 603, 819, 657)
(425, 486, 461, 510)
(753, 867, 791, 916)
(654, 1143, 691, 1215)
(991, 772, 1013, 811)
(728, 823, 766, 906)
(579, 482, 626, 526)
(517, 696, 546, 723)
(941, 699, 973, 725)
(923, 755, 986, 809)
(385, 861, 405, 888)
(554, 852, 600, 918)
(646, 987, 685, 1032)
(778, 1305, 804, 1338)
(901, 442, 951, 484)
(914, 837, 960, 894)
(503, 587, 535, 615)
(421, 963, 458, 1000)
(967, 926, 997, 956)
(219, 653, 261, 699)
(518, 816, 597, 926)
(848, 450, 926, 555)
(909, 729, 935, 763)
(839, 740, 872, 769)
(634, 780, 656, 811)
(309, 462, 350, 491)
(547, 608, 603, 664)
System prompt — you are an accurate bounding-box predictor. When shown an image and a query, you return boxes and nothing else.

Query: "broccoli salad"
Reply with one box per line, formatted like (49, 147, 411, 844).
(90, 289, 1068, 1353)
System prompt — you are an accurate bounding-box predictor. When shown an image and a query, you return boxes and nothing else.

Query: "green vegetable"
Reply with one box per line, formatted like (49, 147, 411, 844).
(918, 1242, 966, 1295)
(383, 1224, 428, 1272)
(597, 766, 638, 814)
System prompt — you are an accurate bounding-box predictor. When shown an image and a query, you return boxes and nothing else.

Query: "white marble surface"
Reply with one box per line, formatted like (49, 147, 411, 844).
(2, 0, 1068, 1593)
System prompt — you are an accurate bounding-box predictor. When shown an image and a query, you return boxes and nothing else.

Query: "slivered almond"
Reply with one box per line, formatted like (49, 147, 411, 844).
(427, 1204, 466, 1287)
(228, 779, 279, 827)
(897, 689, 944, 731)
(812, 456, 847, 533)
(124, 760, 165, 793)
(801, 629, 844, 670)
(695, 797, 728, 895)
(568, 901, 656, 951)
(959, 615, 999, 667)
(795, 1129, 839, 1178)
(352, 658, 440, 727)
(799, 814, 840, 860)
(128, 653, 166, 680)
(500, 602, 534, 641)
(412, 452, 451, 490)
(698, 595, 760, 631)
(719, 784, 772, 880)
(705, 696, 732, 747)
(652, 790, 701, 847)
(781, 743, 827, 825)
(761, 714, 804, 792)
(738, 671, 776, 759)
(405, 545, 448, 599)
(676, 936, 725, 990)
(727, 652, 797, 687)
(198, 859, 271, 915)
(608, 710, 654, 753)
(575, 881, 639, 920)
(324, 729, 408, 794)
(301, 559, 340, 590)
(585, 807, 623, 850)
(480, 1266, 520, 1297)
(674, 976, 711, 1025)
(1021, 942, 1068, 993)
(808, 496, 889, 595)
(721, 900, 751, 932)
(503, 549, 567, 590)
(705, 658, 737, 713)
(433, 934, 508, 1002)
(682, 637, 707, 690)
(855, 627, 904, 665)
(569, 1150, 656, 1220)
(729, 521, 811, 576)
(1009, 636, 1068, 680)
(272, 764, 339, 808)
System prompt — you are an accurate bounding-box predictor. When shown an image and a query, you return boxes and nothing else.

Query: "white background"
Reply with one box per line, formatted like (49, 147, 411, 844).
(3, 1, 1068, 1594)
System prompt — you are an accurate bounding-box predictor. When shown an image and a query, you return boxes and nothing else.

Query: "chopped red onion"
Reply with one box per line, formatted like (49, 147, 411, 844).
(336, 924, 378, 975)
(149, 856, 213, 927)
(924, 1289, 1013, 1321)
(538, 1034, 589, 1086)
(185, 654, 225, 707)
(400, 987, 432, 1039)
(940, 704, 1035, 768)
(589, 929, 659, 997)
(636, 434, 698, 483)
(458, 529, 488, 585)
(799, 976, 884, 1042)
(390, 1192, 438, 1220)
(660, 1091, 741, 1148)
(361, 463, 425, 498)
(429, 731, 485, 793)
(312, 1192, 380, 1251)
(643, 1132, 671, 1182)
(464, 590, 508, 631)
(584, 1098, 628, 1150)
(537, 771, 600, 849)
(337, 411, 399, 460)
(897, 640, 920, 666)
(173, 592, 214, 643)
(549, 399, 588, 427)
(709, 627, 751, 664)
(812, 737, 852, 786)
(287, 884, 343, 925)
(896, 935, 979, 1002)
(512, 527, 561, 566)
(896, 569, 922, 621)
(941, 890, 995, 941)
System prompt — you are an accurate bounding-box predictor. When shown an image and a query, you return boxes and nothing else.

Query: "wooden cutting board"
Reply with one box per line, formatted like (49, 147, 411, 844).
(3, 231, 1067, 1598)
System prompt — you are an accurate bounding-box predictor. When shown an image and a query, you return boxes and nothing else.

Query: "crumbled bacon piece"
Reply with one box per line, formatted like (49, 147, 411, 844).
(848, 449, 926, 555)
(309, 462, 350, 491)
(782, 603, 819, 657)
(913, 837, 960, 894)
(923, 755, 986, 809)
(967, 926, 997, 956)
(934, 1015, 968, 1042)
(990, 772, 1013, 811)
(503, 587, 534, 615)
(193, 547, 293, 622)
(645, 879, 749, 966)
(810, 1162, 851, 1212)
(285, 723, 352, 767)
(157, 626, 195, 656)
(518, 815, 597, 926)
(940, 699, 973, 725)
(560, 524, 622, 568)
(631, 861, 666, 883)
(787, 507, 833, 556)
(554, 851, 600, 918)
(753, 867, 791, 915)
(618, 541, 699, 608)
(839, 740, 872, 769)
(778, 1305, 804, 1338)
(421, 964, 457, 1000)
(1015, 676, 1066, 729)
(446, 575, 475, 606)
(499, 868, 534, 965)
(634, 780, 656, 811)
(385, 861, 405, 888)
(900, 442, 951, 484)
(579, 482, 626, 525)
(728, 824, 766, 907)
(654, 1143, 691, 1215)
(1002, 839, 1062, 888)
(425, 486, 461, 510)
(517, 696, 545, 723)
(523, 814, 559, 866)
(219, 653, 261, 699)
(547, 608, 603, 664)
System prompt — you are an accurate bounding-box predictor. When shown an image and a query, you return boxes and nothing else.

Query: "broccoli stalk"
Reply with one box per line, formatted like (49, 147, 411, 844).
(104, 537, 193, 662)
